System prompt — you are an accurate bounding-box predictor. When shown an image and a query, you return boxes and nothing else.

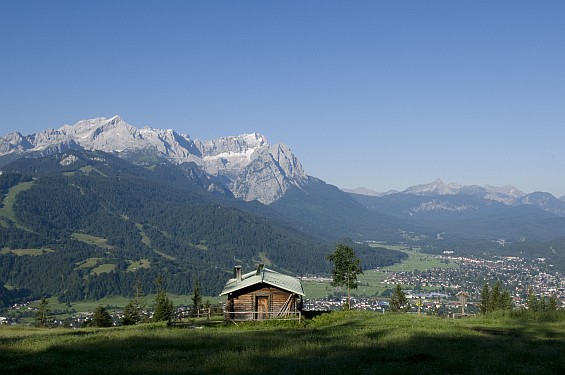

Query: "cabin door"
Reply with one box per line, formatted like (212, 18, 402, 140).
(256, 296, 269, 320)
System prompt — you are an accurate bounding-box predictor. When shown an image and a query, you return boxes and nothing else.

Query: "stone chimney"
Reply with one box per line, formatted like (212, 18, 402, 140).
(234, 265, 242, 281)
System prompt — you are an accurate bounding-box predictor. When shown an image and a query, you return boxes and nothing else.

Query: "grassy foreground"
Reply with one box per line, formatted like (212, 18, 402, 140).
(1, 311, 564, 374)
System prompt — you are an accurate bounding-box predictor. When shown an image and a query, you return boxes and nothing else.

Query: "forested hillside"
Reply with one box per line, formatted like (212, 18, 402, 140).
(270, 177, 409, 241)
(0, 150, 407, 304)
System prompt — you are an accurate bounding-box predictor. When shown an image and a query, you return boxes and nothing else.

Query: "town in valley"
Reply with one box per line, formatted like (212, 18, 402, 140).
(3, 245, 563, 326)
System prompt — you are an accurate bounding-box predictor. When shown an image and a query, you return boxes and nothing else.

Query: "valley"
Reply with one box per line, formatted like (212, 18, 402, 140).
(1, 119, 565, 314)
(3, 244, 563, 326)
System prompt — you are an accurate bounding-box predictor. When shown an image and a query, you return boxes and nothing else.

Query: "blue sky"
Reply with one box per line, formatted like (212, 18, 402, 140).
(2, 1, 564, 196)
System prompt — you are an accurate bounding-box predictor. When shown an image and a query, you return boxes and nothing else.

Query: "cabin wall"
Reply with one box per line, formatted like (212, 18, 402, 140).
(228, 284, 297, 320)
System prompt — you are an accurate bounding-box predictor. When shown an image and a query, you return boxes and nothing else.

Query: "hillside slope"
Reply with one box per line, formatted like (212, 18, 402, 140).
(0, 150, 406, 302)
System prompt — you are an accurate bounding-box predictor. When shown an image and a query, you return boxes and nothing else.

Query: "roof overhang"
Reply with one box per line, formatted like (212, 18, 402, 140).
(220, 267, 305, 296)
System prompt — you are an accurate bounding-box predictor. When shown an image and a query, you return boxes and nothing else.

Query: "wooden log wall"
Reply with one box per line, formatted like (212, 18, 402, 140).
(231, 284, 296, 317)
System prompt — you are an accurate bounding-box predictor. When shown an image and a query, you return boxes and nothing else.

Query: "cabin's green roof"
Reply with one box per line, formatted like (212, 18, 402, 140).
(220, 267, 305, 296)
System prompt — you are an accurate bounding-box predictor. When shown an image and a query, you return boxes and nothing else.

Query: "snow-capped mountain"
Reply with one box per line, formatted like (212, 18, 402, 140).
(0, 116, 307, 204)
(0, 116, 202, 161)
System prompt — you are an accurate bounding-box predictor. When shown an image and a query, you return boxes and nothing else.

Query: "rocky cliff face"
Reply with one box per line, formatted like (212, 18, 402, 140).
(0, 116, 308, 204)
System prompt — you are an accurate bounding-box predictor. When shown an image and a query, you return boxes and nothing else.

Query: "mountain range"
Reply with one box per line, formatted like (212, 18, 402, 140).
(345, 179, 565, 217)
(3, 116, 565, 212)
(1, 116, 565, 303)
(0, 116, 306, 204)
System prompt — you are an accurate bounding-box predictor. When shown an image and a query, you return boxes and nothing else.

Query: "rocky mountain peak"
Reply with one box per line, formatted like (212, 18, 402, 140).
(0, 116, 307, 204)
(401, 178, 462, 196)
(483, 184, 525, 204)
(195, 133, 267, 157)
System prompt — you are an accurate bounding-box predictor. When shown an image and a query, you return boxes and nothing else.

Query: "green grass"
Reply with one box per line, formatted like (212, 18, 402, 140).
(134, 223, 189, 255)
(90, 263, 116, 275)
(1, 311, 564, 374)
(73, 258, 116, 276)
(303, 245, 457, 299)
(303, 270, 391, 298)
(79, 165, 107, 177)
(258, 251, 272, 266)
(30, 295, 223, 317)
(28, 296, 135, 315)
(0, 181, 34, 229)
(0, 248, 54, 256)
(378, 248, 455, 272)
(134, 223, 151, 247)
(71, 233, 113, 250)
(126, 259, 151, 272)
(152, 249, 176, 261)
(192, 243, 208, 250)
(75, 258, 105, 269)
(302, 280, 334, 299)
(66, 296, 133, 312)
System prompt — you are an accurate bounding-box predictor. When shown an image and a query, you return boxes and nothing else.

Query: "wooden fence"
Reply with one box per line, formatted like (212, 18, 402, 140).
(224, 310, 301, 322)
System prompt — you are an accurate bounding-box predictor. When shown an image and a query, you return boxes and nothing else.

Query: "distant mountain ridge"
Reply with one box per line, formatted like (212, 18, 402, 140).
(399, 178, 526, 203)
(346, 178, 565, 218)
(0, 116, 307, 204)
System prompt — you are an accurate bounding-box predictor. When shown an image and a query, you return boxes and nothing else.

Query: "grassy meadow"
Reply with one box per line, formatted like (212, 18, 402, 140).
(303, 245, 456, 299)
(1, 311, 564, 374)
(0, 181, 33, 229)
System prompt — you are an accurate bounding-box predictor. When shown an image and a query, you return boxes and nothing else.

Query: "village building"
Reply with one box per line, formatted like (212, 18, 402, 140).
(220, 264, 305, 322)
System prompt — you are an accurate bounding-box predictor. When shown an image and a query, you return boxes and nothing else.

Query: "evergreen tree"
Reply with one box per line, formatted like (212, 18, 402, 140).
(539, 297, 548, 312)
(479, 284, 490, 315)
(122, 300, 140, 326)
(548, 295, 558, 311)
(36, 298, 50, 327)
(132, 276, 146, 322)
(389, 284, 408, 312)
(153, 274, 174, 322)
(501, 290, 513, 310)
(91, 305, 113, 327)
(489, 281, 502, 312)
(327, 243, 363, 309)
(191, 279, 202, 314)
(527, 288, 539, 313)
(480, 281, 513, 314)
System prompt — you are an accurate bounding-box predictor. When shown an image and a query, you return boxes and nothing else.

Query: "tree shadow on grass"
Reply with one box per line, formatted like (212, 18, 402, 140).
(1, 319, 564, 375)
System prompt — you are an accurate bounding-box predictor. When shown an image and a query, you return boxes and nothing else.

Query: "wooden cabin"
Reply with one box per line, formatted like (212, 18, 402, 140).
(220, 264, 305, 322)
